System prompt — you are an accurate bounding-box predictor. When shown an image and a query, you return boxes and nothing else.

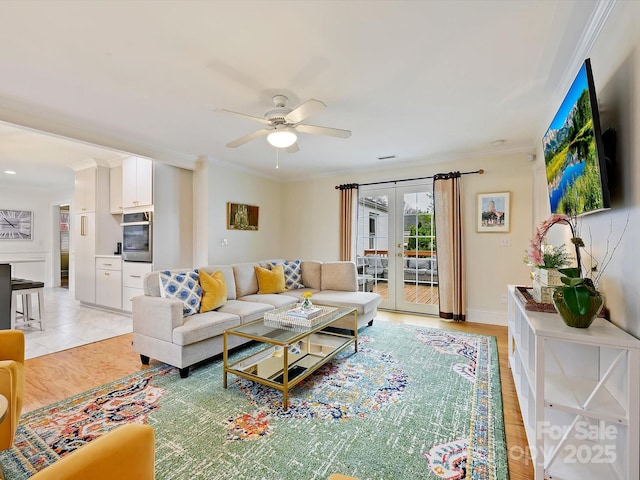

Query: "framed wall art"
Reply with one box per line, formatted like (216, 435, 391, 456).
(0, 209, 33, 239)
(477, 192, 510, 233)
(227, 202, 259, 230)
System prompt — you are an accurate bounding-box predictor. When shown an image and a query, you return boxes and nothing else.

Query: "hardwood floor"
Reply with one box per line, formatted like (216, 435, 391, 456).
(23, 333, 140, 412)
(23, 311, 532, 478)
(372, 281, 439, 304)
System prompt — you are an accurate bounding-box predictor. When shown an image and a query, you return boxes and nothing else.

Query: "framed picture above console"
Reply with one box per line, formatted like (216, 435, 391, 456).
(477, 192, 510, 233)
(0, 209, 32, 240)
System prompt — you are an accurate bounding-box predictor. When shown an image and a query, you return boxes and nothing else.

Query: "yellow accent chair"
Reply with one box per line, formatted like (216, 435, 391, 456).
(0, 330, 25, 452)
(30, 423, 155, 480)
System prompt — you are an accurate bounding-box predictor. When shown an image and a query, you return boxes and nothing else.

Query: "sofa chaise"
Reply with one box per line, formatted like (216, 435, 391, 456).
(132, 260, 381, 378)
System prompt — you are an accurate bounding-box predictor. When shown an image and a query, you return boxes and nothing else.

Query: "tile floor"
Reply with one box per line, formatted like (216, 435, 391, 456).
(16, 287, 133, 360)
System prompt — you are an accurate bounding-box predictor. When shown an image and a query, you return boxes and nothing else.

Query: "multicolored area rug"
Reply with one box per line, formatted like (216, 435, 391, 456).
(1, 321, 508, 479)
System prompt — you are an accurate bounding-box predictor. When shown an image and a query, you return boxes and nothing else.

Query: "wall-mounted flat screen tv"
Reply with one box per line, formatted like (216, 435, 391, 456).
(542, 58, 610, 216)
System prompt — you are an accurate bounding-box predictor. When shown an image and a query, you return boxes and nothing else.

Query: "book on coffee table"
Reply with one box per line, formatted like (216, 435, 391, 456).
(287, 307, 322, 319)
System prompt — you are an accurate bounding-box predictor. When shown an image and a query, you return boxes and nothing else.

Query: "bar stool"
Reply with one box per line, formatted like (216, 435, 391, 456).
(11, 278, 45, 330)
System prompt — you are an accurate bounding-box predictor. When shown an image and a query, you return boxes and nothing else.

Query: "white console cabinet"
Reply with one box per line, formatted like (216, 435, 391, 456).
(507, 285, 640, 480)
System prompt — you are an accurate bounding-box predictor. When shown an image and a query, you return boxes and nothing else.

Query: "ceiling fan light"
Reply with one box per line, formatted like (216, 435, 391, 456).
(267, 128, 297, 148)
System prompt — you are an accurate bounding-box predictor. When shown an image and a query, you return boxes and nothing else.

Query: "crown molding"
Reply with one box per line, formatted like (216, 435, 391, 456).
(557, 0, 617, 95)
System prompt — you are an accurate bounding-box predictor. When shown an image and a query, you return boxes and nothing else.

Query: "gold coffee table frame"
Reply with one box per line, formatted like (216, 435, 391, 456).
(223, 306, 357, 410)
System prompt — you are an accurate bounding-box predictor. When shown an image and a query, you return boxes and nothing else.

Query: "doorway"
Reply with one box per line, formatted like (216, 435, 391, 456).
(356, 182, 438, 315)
(59, 206, 70, 288)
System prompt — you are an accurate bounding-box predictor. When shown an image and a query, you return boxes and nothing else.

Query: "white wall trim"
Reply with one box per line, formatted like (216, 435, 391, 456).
(466, 308, 508, 326)
(556, 0, 618, 102)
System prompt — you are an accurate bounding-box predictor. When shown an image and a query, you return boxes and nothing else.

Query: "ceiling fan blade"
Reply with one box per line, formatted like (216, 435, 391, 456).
(286, 142, 299, 154)
(295, 124, 351, 138)
(215, 108, 270, 125)
(285, 99, 326, 124)
(225, 128, 271, 148)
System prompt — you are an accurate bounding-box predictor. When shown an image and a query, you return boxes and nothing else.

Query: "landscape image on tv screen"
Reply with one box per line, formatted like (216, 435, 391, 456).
(543, 60, 607, 216)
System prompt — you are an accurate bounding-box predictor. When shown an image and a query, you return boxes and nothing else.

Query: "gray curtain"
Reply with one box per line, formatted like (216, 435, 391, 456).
(434, 172, 465, 321)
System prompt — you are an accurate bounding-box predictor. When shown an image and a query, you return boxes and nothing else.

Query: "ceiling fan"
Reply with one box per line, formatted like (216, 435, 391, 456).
(217, 95, 351, 153)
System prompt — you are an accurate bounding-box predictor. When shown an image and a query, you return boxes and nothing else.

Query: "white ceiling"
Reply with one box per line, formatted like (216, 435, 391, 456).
(0, 0, 609, 190)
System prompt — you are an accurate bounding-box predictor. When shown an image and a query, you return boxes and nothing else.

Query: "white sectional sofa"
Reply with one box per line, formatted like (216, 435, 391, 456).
(132, 260, 381, 378)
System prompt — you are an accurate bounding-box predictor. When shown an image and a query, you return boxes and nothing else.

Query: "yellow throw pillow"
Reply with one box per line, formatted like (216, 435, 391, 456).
(255, 264, 286, 294)
(199, 270, 227, 313)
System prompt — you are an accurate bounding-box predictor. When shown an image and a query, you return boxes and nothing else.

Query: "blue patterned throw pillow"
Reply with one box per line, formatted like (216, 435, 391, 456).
(159, 270, 202, 316)
(271, 260, 304, 290)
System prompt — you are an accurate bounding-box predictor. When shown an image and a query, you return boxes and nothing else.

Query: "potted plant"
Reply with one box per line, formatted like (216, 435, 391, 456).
(527, 213, 628, 328)
(552, 267, 603, 328)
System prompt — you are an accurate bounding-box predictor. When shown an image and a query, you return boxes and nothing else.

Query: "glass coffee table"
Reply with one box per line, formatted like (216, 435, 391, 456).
(223, 305, 358, 410)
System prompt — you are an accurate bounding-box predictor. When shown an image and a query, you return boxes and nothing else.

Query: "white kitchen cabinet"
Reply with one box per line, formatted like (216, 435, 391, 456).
(95, 256, 122, 310)
(74, 167, 96, 213)
(73, 165, 122, 306)
(122, 156, 153, 209)
(122, 262, 152, 312)
(74, 212, 96, 303)
(110, 165, 123, 215)
(507, 285, 640, 480)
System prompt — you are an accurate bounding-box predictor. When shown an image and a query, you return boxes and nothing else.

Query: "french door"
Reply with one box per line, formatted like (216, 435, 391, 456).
(356, 182, 438, 315)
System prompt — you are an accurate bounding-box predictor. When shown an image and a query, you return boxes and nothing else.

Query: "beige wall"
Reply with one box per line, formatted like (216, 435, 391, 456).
(203, 162, 286, 265)
(531, 1, 640, 338)
(281, 153, 534, 324)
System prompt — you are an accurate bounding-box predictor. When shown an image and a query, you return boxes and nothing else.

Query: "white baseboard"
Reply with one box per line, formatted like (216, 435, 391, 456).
(466, 308, 507, 326)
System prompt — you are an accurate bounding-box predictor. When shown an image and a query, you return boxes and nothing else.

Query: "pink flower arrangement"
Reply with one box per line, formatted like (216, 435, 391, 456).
(527, 214, 572, 267)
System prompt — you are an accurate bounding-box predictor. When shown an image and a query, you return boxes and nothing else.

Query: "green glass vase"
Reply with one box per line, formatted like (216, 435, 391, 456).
(552, 289, 604, 328)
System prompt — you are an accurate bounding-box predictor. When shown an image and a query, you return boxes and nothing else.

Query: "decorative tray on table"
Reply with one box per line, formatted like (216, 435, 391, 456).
(514, 286, 608, 319)
(264, 304, 338, 330)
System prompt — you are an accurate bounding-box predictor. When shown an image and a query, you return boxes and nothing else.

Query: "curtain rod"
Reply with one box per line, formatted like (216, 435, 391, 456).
(334, 169, 484, 190)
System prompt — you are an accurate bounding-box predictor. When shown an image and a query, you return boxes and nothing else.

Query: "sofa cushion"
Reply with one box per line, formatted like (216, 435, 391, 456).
(404, 268, 429, 275)
(158, 270, 202, 317)
(172, 310, 240, 346)
(279, 287, 319, 301)
(217, 300, 274, 323)
(232, 263, 260, 298)
(366, 255, 384, 268)
(145, 268, 192, 297)
(255, 264, 287, 294)
(239, 293, 297, 308)
(365, 266, 385, 276)
(312, 291, 382, 315)
(300, 261, 322, 290)
(198, 265, 237, 300)
(408, 258, 429, 270)
(259, 258, 285, 268)
(199, 270, 227, 313)
(271, 259, 304, 289)
(321, 262, 357, 291)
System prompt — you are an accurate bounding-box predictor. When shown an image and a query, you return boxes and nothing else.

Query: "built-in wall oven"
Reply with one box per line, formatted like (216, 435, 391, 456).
(121, 211, 152, 262)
